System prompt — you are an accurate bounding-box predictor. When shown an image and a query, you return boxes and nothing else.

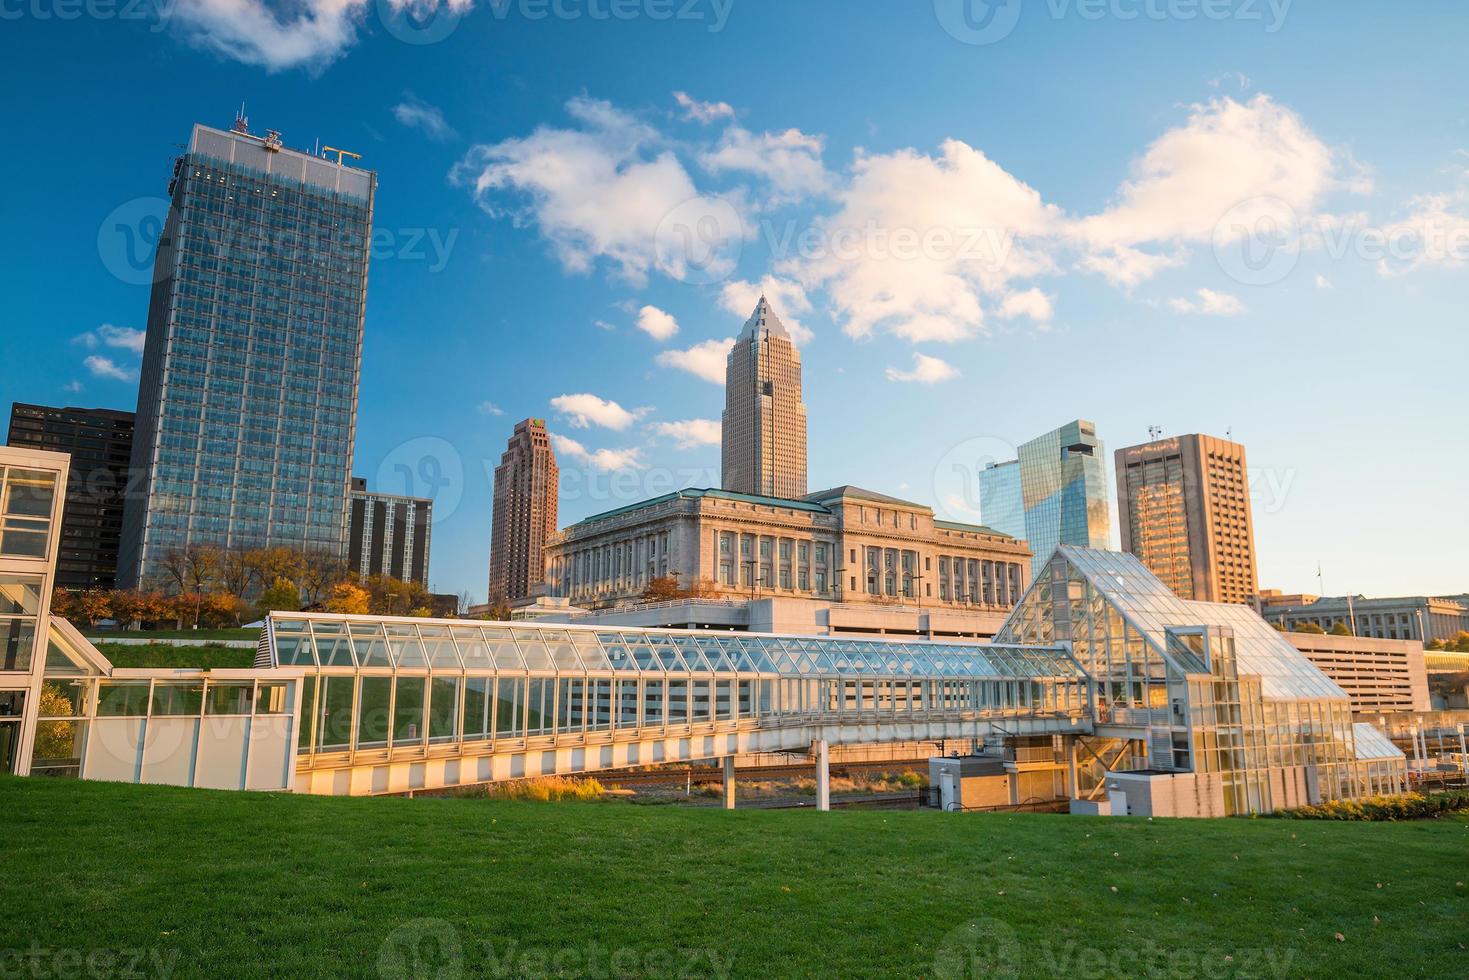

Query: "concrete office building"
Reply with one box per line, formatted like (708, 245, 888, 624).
(118, 118, 374, 588)
(545, 485, 1031, 621)
(1282, 632, 1431, 715)
(721, 298, 807, 499)
(347, 479, 432, 587)
(1116, 433, 1258, 605)
(1260, 594, 1469, 643)
(7, 404, 134, 591)
(981, 419, 1111, 573)
(488, 419, 558, 604)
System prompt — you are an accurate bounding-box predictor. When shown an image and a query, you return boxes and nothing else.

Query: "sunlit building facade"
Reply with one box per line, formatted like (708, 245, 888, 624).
(982, 420, 1110, 574)
(722, 297, 807, 499)
(1115, 433, 1258, 605)
(118, 120, 375, 588)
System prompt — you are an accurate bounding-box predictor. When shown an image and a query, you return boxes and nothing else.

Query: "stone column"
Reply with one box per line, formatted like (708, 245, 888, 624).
(722, 756, 736, 810)
(813, 739, 830, 812)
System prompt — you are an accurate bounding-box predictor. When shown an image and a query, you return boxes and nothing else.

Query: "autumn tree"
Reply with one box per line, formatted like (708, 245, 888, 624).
(257, 577, 303, 617)
(642, 575, 684, 602)
(324, 582, 370, 615)
(364, 574, 430, 615)
(72, 590, 111, 629)
(1295, 622, 1326, 635)
(1328, 621, 1353, 636)
(217, 543, 261, 599)
(298, 550, 350, 607)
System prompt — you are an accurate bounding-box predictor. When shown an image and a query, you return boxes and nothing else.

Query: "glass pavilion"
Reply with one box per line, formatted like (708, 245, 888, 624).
(998, 547, 1407, 812)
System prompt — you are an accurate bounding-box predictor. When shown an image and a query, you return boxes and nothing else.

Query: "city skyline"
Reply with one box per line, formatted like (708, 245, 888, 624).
(4, 5, 1467, 600)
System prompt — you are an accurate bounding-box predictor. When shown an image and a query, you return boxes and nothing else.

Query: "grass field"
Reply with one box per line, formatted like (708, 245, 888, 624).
(82, 628, 260, 642)
(91, 643, 256, 670)
(1, 779, 1465, 978)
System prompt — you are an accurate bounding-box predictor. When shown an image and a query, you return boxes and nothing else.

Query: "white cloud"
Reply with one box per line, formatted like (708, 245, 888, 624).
(997, 288, 1054, 323)
(550, 392, 648, 430)
(551, 433, 643, 472)
(718, 277, 815, 346)
(62, 381, 84, 394)
(650, 419, 721, 449)
(1168, 288, 1246, 315)
(885, 353, 959, 385)
(656, 338, 734, 385)
(452, 97, 741, 286)
(1076, 95, 1358, 286)
(169, 0, 470, 72)
(635, 305, 679, 341)
(393, 95, 456, 141)
(789, 139, 1061, 343)
(1374, 190, 1469, 276)
(673, 92, 734, 124)
(477, 401, 504, 416)
(594, 319, 616, 331)
(701, 126, 831, 200)
(75, 324, 145, 353)
(1315, 274, 1332, 289)
(85, 355, 137, 382)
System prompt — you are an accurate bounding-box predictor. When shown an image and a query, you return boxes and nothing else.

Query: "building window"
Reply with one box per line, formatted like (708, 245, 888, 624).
(799, 569, 810, 591)
(815, 571, 827, 593)
(780, 568, 791, 589)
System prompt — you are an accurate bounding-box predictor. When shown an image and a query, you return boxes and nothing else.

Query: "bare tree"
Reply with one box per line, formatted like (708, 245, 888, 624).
(298, 550, 349, 607)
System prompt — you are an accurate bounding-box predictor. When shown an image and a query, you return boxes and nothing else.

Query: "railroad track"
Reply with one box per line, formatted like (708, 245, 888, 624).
(593, 758, 930, 788)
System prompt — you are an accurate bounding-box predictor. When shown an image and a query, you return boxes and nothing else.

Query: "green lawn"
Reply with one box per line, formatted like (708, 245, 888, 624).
(83, 628, 260, 642)
(1, 779, 1465, 978)
(91, 643, 256, 670)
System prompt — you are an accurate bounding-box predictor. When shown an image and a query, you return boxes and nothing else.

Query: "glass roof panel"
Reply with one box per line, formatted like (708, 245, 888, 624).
(274, 632, 316, 666)
(349, 622, 391, 668)
(418, 625, 462, 669)
(572, 631, 614, 670)
(515, 632, 554, 671)
(450, 626, 492, 669)
(386, 624, 427, 668)
(311, 622, 355, 667)
(529, 629, 583, 670)
(481, 627, 525, 670)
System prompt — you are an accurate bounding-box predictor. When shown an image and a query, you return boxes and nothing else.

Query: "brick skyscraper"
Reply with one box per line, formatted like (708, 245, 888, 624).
(1115, 433, 1258, 605)
(488, 418, 558, 604)
(721, 297, 808, 498)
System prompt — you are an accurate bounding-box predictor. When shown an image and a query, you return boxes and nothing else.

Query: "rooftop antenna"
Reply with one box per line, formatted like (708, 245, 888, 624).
(232, 102, 249, 134)
(1147, 425, 1163, 440)
(1316, 561, 1325, 597)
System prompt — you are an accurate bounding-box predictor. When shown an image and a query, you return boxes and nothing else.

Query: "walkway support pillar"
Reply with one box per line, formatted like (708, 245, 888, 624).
(814, 739, 830, 812)
(1458, 724, 1467, 776)
(721, 756, 736, 810)
(1066, 736, 1079, 799)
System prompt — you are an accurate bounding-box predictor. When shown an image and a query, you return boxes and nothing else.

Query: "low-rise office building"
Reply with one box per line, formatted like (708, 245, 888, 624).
(1260, 594, 1469, 643)
(347, 478, 432, 587)
(1283, 632, 1431, 715)
(544, 485, 1031, 616)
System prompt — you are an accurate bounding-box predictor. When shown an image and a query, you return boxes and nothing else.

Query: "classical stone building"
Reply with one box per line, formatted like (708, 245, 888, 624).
(543, 485, 1030, 618)
(488, 418, 558, 604)
(1115, 433, 1258, 605)
(721, 297, 807, 499)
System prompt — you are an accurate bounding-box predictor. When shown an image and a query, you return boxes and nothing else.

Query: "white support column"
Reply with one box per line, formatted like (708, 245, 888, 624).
(814, 739, 830, 812)
(1458, 724, 1467, 776)
(1067, 737, 1079, 799)
(721, 756, 736, 810)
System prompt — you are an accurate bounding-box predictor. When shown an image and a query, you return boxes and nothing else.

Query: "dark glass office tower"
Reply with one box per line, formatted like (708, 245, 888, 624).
(7, 403, 134, 591)
(118, 120, 375, 588)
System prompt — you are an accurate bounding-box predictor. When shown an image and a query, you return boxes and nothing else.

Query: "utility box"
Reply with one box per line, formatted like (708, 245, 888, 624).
(1103, 771, 1226, 818)
(929, 756, 1010, 811)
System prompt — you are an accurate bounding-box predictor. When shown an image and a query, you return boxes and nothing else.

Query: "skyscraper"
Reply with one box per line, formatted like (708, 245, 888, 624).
(348, 478, 433, 587)
(1115, 433, 1258, 605)
(117, 119, 375, 588)
(7, 403, 134, 591)
(980, 420, 1111, 573)
(488, 419, 558, 604)
(721, 297, 808, 499)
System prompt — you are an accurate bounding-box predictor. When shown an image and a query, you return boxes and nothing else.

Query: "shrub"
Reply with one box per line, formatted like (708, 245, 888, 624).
(483, 776, 606, 803)
(1270, 790, 1469, 821)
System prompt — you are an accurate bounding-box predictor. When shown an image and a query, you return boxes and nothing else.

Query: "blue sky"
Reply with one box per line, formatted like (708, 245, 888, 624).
(2, 1, 1466, 601)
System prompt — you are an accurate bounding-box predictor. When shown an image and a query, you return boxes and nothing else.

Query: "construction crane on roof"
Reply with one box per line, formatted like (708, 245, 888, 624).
(321, 146, 362, 166)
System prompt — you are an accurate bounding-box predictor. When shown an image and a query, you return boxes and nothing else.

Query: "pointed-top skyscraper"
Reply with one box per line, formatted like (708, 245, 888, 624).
(721, 297, 808, 499)
(488, 419, 559, 604)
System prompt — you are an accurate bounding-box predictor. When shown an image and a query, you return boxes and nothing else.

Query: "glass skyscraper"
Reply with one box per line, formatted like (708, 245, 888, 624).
(118, 121, 375, 588)
(981, 420, 1111, 573)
